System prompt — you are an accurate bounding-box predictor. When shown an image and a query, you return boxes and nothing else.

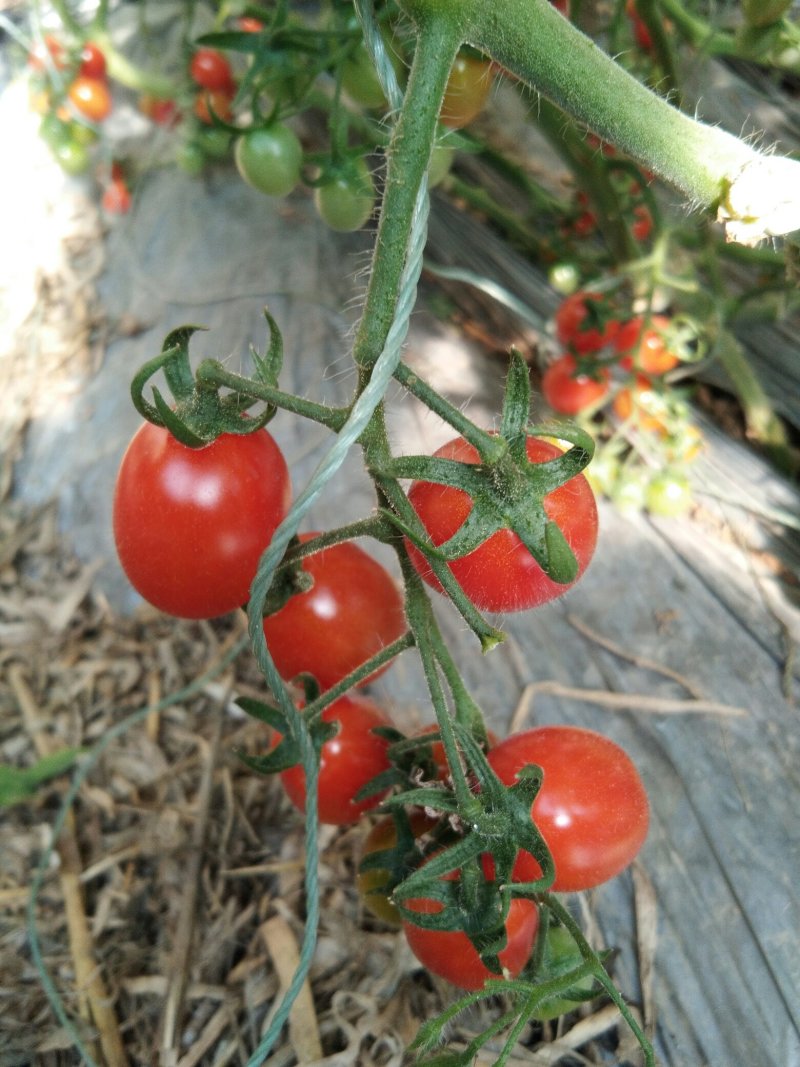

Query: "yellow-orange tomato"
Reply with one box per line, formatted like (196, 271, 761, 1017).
(615, 315, 680, 375)
(440, 54, 493, 129)
(194, 88, 234, 125)
(68, 76, 112, 122)
(613, 374, 668, 433)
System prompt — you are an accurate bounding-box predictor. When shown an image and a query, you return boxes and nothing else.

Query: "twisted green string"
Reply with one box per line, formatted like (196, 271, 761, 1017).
(243, 124, 431, 1067)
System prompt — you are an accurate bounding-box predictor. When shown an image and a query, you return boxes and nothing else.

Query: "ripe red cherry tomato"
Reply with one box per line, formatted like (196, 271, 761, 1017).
(403, 862, 539, 989)
(102, 178, 132, 215)
(614, 316, 679, 375)
(440, 53, 493, 129)
(28, 34, 65, 72)
(487, 725, 649, 892)
(542, 354, 610, 415)
(555, 291, 619, 355)
(406, 435, 598, 613)
(113, 422, 291, 619)
(278, 694, 393, 824)
(190, 48, 235, 91)
(79, 42, 107, 80)
(139, 94, 179, 126)
(68, 76, 112, 122)
(262, 534, 407, 691)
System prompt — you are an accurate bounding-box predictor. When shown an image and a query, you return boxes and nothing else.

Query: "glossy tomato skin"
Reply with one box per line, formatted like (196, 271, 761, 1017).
(555, 291, 619, 355)
(440, 54, 493, 129)
(487, 725, 649, 892)
(614, 315, 678, 375)
(279, 694, 393, 824)
(542, 353, 610, 415)
(190, 48, 235, 91)
(79, 42, 107, 80)
(406, 436, 598, 613)
(403, 866, 539, 989)
(113, 422, 291, 619)
(262, 534, 406, 691)
(68, 76, 112, 122)
(314, 158, 376, 232)
(235, 125, 303, 197)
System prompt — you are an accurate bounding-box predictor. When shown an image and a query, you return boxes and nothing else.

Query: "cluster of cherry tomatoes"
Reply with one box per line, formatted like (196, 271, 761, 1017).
(542, 290, 700, 517)
(111, 407, 647, 1001)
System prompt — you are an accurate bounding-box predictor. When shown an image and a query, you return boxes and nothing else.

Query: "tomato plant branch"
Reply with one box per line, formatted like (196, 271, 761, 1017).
(194, 360, 349, 431)
(399, 0, 800, 244)
(302, 632, 416, 719)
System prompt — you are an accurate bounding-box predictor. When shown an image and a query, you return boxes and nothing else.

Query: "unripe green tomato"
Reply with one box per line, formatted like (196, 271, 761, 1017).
(314, 157, 376, 232)
(176, 141, 206, 176)
(196, 125, 233, 161)
(428, 142, 454, 188)
(71, 121, 99, 146)
(532, 925, 596, 1021)
(612, 468, 649, 516)
(53, 139, 91, 175)
(235, 124, 303, 197)
(39, 113, 72, 147)
(646, 471, 692, 517)
(584, 452, 619, 498)
(341, 43, 387, 109)
(742, 0, 791, 27)
(548, 261, 580, 296)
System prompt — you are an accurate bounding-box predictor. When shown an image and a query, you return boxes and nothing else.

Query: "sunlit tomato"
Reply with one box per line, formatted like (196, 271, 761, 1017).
(68, 76, 112, 122)
(102, 178, 132, 214)
(79, 42, 107, 80)
(555, 291, 619, 354)
(277, 694, 393, 824)
(237, 17, 264, 32)
(487, 725, 649, 892)
(53, 138, 91, 176)
(314, 157, 376, 232)
(542, 354, 610, 415)
(406, 435, 598, 613)
(357, 811, 436, 923)
(234, 124, 303, 197)
(190, 48, 235, 91)
(194, 88, 234, 124)
(440, 53, 493, 129)
(113, 421, 291, 619)
(403, 862, 539, 989)
(262, 534, 406, 691)
(28, 34, 65, 71)
(614, 316, 679, 375)
(612, 374, 667, 433)
(645, 471, 692, 516)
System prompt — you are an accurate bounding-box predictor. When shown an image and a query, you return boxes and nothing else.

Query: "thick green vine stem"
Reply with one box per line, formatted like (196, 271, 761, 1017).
(398, 0, 800, 244)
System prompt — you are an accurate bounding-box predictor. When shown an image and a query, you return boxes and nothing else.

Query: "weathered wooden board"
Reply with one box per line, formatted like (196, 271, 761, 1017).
(16, 162, 800, 1067)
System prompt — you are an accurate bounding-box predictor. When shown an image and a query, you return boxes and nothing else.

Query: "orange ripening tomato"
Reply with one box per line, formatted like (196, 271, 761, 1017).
(440, 54, 493, 129)
(28, 34, 65, 72)
(613, 374, 668, 433)
(68, 76, 112, 122)
(102, 178, 132, 215)
(614, 316, 679, 375)
(194, 89, 234, 124)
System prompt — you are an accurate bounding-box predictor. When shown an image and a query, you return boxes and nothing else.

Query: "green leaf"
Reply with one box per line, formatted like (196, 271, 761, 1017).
(0, 748, 82, 807)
